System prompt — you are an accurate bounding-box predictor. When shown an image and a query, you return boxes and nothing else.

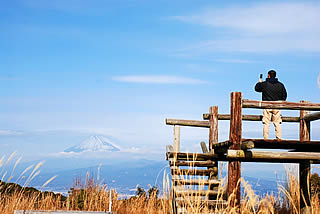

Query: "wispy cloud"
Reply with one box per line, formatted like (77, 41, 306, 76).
(172, 2, 320, 53)
(112, 75, 207, 84)
(174, 3, 320, 35)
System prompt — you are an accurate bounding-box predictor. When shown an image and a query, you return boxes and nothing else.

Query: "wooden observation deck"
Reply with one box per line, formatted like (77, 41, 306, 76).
(165, 92, 320, 214)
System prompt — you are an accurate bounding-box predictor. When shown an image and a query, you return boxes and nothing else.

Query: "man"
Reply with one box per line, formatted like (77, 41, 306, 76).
(255, 70, 287, 140)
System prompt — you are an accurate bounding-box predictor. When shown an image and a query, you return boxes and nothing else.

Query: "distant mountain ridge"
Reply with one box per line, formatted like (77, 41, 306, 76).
(64, 135, 121, 153)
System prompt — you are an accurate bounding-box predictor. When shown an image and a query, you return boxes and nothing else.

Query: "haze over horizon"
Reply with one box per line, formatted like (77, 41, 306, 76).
(1, 0, 320, 179)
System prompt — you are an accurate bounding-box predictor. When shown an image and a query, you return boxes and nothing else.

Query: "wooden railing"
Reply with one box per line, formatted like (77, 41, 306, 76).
(165, 92, 320, 211)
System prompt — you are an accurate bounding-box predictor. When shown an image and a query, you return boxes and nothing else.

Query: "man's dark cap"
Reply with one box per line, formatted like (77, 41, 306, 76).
(268, 70, 276, 78)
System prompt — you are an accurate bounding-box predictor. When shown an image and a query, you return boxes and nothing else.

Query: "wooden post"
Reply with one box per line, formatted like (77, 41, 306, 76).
(299, 101, 311, 212)
(209, 106, 219, 200)
(174, 125, 180, 152)
(209, 106, 218, 150)
(228, 92, 242, 207)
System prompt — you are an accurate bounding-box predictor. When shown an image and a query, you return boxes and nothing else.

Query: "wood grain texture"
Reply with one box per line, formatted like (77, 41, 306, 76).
(228, 92, 242, 206)
(209, 106, 218, 150)
(227, 150, 320, 161)
(203, 113, 299, 122)
(303, 112, 320, 122)
(174, 125, 180, 152)
(299, 101, 311, 210)
(166, 118, 210, 128)
(241, 138, 320, 151)
(243, 99, 320, 110)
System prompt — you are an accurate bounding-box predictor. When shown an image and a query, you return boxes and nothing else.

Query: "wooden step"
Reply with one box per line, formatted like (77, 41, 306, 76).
(172, 178, 221, 186)
(174, 189, 223, 196)
(169, 160, 216, 167)
(171, 168, 217, 176)
(167, 152, 227, 161)
(175, 197, 227, 207)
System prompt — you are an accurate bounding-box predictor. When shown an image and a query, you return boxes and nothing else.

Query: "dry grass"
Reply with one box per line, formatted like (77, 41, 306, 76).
(1, 153, 320, 213)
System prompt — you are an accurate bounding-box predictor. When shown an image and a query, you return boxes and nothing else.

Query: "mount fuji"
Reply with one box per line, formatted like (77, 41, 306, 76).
(64, 135, 121, 153)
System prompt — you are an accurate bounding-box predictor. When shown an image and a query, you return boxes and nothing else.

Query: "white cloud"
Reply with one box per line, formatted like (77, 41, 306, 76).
(172, 2, 320, 53)
(174, 2, 320, 35)
(112, 75, 207, 84)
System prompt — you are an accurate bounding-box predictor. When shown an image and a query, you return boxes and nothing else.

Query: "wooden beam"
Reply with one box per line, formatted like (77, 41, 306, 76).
(242, 138, 320, 151)
(174, 189, 222, 196)
(171, 168, 218, 176)
(228, 92, 242, 207)
(299, 101, 311, 211)
(242, 99, 320, 110)
(174, 125, 180, 152)
(172, 178, 221, 186)
(227, 150, 320, 161)
(211, 140, 253, 154)
(303, 112, 320, 122)
(167, 152, 225, 161)
(203, 114, 300, 122)
(167, 151, 320, 163)
(169, 160, 219, 167)
(166, 118, 210, 128)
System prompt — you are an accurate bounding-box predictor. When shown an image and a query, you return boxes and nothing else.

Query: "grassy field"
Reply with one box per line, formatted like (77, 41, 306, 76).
(0, 170, 320, 214)
(1, 153, 320, 213)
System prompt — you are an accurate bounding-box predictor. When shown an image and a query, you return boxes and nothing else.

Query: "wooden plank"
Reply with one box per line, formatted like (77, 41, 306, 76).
(228, 92, 242, 206)
(227, 150, 320, 161)
(242, 99, 320, 110)
(170, 160, 218, 167)
(242, 138, 320, 151)
(174, 189, 222, 196)
(172, 178, 221, 186)
(203, 114, 300, 122)
(299, 101, 311, 211)
(14, 211, 112, 214)
(174, 125, 180, 152)
(211, 141, 231, 154)
(303, 112, 320, 122)
(166, 118, 210, 128)
(171, 168, 218, 176)
(167, 152, 224, 160)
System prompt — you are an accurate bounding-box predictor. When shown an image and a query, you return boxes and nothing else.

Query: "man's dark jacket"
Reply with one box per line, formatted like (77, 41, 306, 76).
(255, 78, 287, 101)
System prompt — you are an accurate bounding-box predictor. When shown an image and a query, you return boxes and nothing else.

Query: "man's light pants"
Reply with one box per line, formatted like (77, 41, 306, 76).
(262, 109, 282, 140)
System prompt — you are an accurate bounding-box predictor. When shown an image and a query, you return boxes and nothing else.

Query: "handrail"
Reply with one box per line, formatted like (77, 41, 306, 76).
(243, 99, 320, 110)
(203, 113, 299, 122)
(165, 118, 210, 128)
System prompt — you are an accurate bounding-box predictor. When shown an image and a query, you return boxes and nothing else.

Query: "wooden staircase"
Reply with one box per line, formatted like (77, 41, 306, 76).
(166, 144, 227, 214)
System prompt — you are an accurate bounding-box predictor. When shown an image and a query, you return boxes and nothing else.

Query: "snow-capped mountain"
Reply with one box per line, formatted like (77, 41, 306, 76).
(64, 135, 121, 153)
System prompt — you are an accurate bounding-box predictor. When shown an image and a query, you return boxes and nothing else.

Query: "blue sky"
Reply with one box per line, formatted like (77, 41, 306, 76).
(1, 0, 320, 168)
